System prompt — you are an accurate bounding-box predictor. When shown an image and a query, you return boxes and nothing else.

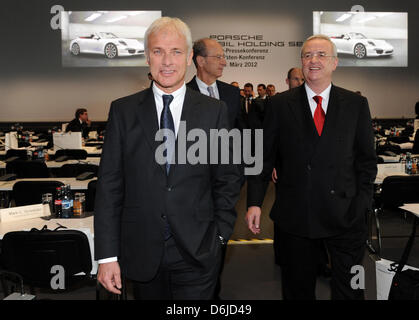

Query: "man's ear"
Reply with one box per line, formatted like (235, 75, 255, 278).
(195, 55, 205, 67)
(285, 78, 290, 85)
(146, 52, 150, 66)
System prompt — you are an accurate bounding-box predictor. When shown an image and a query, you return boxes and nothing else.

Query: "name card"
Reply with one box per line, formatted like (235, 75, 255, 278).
(53, 132, 82, 151)
(0, 204, 50, 223)
(378, 163, 404, 174)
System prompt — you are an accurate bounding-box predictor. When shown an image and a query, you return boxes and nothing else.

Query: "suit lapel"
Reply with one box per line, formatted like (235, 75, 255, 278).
(188, 76, 200, 92)
(288, 86, 318, 145)
(135, 88, 167, 175)
(311, 85, 344, 160)
(167, 87, 201, 181)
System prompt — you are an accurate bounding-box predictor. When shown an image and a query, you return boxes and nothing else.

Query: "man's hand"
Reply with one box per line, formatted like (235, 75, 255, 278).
(86, 119, 92, 127)
(245, 206, 262, 234)
(97, 261, 122, 295)
(272, 168, 277, 183)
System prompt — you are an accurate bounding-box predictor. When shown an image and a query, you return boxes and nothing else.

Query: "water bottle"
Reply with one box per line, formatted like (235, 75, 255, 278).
(405, 153, 412, 174)
(61, 185, 73, 218)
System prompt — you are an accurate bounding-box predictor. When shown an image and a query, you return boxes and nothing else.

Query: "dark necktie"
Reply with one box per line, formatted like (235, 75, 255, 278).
(313, 95, 325, 136)
(160, 94, 175, 175)
(160, 94, 174, 240)
(207, 86, 216, 98)
(246, 98, 251, 113)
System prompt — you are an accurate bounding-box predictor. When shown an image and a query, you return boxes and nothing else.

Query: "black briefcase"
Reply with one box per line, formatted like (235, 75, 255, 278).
(388, 216, 419, 300)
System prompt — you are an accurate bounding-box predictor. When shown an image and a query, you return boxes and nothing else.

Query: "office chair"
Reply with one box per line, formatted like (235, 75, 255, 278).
(55, 149, 88, 160)
(86, 180, 97, 212)
(387, 136, 410, 144)
(6, 160, 49, 178)
(58, 164, 99, 178)
(5, 149, 28, 161)
(0, 227, 94, 296)
(376, 143, 402, 156)
(413, 129, 419, 154)
(370, 175, 419, 255)
(380, 175, 419, 209)
(12, 180, 64, 206)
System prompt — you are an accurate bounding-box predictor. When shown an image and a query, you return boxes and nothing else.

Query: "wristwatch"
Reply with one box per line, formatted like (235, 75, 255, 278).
(218, 235, 227, 245)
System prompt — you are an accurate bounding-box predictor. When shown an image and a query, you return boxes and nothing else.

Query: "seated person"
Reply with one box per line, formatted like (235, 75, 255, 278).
(66, 108, 91, 139)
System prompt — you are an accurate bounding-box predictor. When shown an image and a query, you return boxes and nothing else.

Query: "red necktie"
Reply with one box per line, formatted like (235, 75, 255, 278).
(313, 95, 325, 136)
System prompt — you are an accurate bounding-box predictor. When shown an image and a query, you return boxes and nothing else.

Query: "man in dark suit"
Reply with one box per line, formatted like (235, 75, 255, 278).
(94, 17, 241, 300)
(246, 35, 377, 300)
(187, 38, 243, 131)
(266, 84, 276, 98)
(65, 108, 91, 139)
(187, 37, 244, 299)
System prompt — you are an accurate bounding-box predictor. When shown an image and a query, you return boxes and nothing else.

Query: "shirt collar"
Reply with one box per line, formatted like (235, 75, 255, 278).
(304, 83, 332, 101)
(152, 81, 186, 101)
(196, 76, 216, 92)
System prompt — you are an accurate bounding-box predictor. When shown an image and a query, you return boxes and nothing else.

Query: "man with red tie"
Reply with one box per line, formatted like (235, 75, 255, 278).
(245, 35, 377, 300)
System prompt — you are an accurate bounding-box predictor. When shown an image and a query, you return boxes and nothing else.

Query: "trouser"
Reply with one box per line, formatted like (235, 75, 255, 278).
(278, 227, 367, 300)
(131, 236, 222, 300)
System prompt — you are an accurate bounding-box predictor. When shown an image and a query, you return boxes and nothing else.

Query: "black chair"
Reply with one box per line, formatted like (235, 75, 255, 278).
(380, 175, 419, 209)
(6, 160, 49, 178)
(387, 136, 410, 144)
(58, 164, 99, 178)
(413, 129, 419, 154)
(55, 149, 88, 160)
(369, 175, 419, 255)
(0, 227, 94, 296)
(12, 180, 64, 206)
(86, 180, 97, 212)
(376, 143, 402, 156)
(5, 149, 28, 161)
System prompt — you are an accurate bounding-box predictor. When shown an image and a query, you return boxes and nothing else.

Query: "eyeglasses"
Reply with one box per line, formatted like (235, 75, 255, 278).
(301, 52, 336, 60)
(204, 55, 226, 60)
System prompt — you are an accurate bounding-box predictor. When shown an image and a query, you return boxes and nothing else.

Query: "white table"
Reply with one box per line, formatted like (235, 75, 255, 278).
(400, 203, 419, 217)
(0, 157, 100, 169)
(0, 177, 96, 191)
(375, 163, 408, 184)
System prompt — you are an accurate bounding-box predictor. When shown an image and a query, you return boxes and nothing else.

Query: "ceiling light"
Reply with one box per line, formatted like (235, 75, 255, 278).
(106, 16, 127, 23)
(85, 13, 102, 22)
(336, 13, 352, 22)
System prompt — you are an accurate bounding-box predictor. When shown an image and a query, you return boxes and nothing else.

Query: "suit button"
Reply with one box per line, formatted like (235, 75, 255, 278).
(167, 186, 172, 191)
(161, 214, 166, 219)
(307, 164, 312, 170)
(330, 190, 335, 195)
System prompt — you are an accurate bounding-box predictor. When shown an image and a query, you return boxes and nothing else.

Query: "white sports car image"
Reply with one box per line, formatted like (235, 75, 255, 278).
(331, 32, 394, 59)
(69, 32, 145, 59)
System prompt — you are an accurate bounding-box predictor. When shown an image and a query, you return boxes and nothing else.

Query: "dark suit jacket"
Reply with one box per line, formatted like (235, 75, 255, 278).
(240, 97, 265, 130)
(66, 118, 90, 138)
(247, 84, 377, 238)
(187, 77, 244, 130)
(94, 87, 241, 282)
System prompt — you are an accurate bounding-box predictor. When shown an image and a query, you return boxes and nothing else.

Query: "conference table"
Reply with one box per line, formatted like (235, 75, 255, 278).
(0, 177, 97, 191)
(0, 146, 102, 158)
(0, 157, 100, 170)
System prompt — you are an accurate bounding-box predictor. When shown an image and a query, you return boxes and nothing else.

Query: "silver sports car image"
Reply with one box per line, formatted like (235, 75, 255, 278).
(69, 32, 145, 59)
(331, 32, 394, 59)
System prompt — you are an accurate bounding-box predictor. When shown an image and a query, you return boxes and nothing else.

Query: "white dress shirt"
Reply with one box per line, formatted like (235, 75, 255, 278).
(195, 76, 220, 100)
(304, 83, 332, 117)
(98, 83, 187, 265)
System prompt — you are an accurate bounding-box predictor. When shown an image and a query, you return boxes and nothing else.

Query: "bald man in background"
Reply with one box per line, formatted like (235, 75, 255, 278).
(286, 67, 305, 89)
(187, 37, 244, 299)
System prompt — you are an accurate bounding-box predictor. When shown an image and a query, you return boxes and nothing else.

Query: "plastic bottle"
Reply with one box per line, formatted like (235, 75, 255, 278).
(61, 185, 73, 218)
(405, 153, 412, 174)
(54, 187, 62, 218)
